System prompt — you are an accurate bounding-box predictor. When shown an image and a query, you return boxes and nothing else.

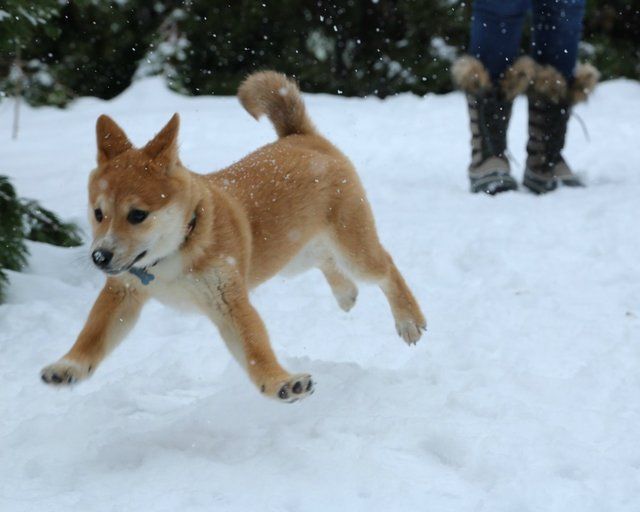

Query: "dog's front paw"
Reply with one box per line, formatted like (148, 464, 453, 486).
(262, 373, 315, 403)
(41, 359, 92, 386)
(396, 319, 427, 345)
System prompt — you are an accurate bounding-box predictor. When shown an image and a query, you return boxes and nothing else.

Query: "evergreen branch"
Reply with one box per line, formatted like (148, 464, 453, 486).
(0, 174, 83, 303)
(0, 189, 83, 246)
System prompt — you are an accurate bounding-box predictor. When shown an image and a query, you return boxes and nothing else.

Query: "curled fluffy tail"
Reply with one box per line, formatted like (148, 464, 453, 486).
(238, 71, 316, 138)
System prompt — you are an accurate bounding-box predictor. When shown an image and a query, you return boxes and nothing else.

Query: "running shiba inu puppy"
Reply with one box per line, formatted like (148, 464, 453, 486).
(41, 71, 426, 402)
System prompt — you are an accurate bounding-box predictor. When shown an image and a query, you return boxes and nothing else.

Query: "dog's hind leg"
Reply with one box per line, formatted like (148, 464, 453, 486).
(320, 258, 358, 312)
(329, 190, 426, 344)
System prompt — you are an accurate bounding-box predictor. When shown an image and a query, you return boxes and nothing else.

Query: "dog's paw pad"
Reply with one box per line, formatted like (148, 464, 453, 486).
(40, 359, 89, 387)
(275, 374, 314, 403)
(397, 319, 427, 345)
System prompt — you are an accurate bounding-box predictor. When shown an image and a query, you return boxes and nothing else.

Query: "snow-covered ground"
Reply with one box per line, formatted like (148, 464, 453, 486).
(1, 77, 639, 511)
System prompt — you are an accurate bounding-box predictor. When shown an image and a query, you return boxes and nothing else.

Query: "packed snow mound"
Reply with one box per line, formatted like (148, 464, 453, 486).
(1, 77, 639, 511)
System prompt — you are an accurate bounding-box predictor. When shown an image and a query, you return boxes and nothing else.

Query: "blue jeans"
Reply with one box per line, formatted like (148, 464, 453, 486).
(469, 0, 586, 83)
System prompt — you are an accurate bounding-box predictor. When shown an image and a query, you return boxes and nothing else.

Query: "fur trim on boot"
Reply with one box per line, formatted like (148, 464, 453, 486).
(570, 63, 600, 104)
(451, 55, 491, 95)
(531, 65, 568, 104)
(531, 62, 599, 105)
(500, 56, 536, 100)
(452, 55, 534, 99)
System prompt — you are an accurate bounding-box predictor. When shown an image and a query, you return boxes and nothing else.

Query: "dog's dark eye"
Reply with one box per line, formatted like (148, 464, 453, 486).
(127, 209, 148, 225)
(94, 208, 103, 222)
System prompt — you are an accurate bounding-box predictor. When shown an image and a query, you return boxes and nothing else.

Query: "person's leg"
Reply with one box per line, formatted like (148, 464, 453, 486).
(524, 0, 598, 193)
(452, 0, 534, 194)
(469, 0, 530, 83)
(530, 0, 586, 82)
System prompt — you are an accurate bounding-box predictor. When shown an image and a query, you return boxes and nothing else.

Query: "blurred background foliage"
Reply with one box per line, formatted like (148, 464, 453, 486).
(0, 0, 638, 107)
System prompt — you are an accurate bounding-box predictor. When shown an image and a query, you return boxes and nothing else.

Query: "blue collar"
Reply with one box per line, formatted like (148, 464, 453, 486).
(128, 266, 156, 285)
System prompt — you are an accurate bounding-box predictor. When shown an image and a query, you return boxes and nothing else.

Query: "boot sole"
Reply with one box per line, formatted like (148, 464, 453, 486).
(523, 170, 585, 194)
(470, 172, 518, 195)
(523, 174, 557, 195)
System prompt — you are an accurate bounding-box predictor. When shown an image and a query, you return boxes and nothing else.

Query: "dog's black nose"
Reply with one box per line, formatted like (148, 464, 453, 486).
(92, 249, 113, 268)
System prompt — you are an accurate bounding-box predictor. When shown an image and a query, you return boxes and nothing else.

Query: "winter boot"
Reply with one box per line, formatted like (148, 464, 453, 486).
(523, 63, 599, 194)
(452, 55, 535, 195)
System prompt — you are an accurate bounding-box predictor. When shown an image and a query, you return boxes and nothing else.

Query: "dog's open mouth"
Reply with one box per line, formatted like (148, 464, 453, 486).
(129, 250, 147, 268)
(103, 251, 148, 276)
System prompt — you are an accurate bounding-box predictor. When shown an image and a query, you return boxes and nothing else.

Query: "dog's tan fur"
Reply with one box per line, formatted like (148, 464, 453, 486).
(41, 71, 426, 402)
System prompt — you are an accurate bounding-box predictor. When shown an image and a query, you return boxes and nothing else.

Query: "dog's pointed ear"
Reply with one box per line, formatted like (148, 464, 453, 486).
(96, 115, 132, 165)
(143, 113, 179, 171)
